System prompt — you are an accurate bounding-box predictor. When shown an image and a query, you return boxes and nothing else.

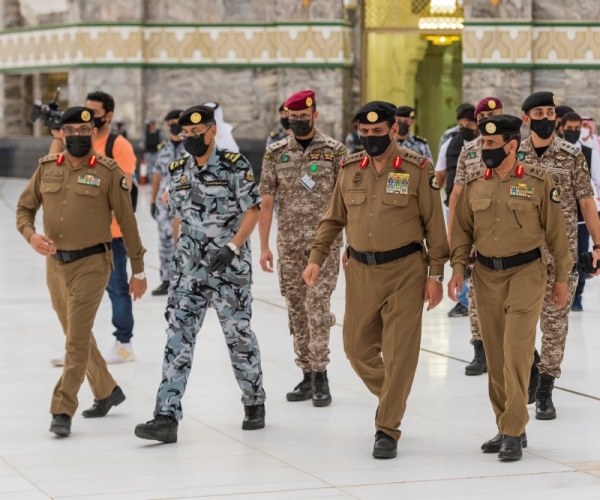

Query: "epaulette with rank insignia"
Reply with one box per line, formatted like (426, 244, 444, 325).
(466, 167, 486, 184)
(157, 140, 167, 151)
(340, 150, 366, 168)
(413, 135, 428, 144)
(558, 140, 580, 156)
(96, 155, 118, 170)
(523, 164, 547, 180)
(220, 151, 242, 164)
(38, 153, 60, 165)
(399, 147, 426, 167)
(266, 137, 288, 153)
(169, 157, 186, 174)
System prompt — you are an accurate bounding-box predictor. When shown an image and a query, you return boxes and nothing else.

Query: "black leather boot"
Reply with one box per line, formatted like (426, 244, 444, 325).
(498, 435, 523, 460)
(527, 349, 540, 405)
(242, 404, 265, 430)
(536, 374, 557, 420)
(372, 430, 397, 459)
(82, 385, 126, 418)
(465, 340, 487, 375)
(50, 414, 71, 436)
(481, 432, 527, 453)
(151, 281, 170, 296)
(312, 371, 332, 407)
(135, 415, 178, 443)
(286, 372, 313, 402)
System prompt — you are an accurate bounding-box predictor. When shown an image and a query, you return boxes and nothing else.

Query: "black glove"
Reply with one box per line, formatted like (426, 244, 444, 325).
(150, 203, 157, 219)
(207, 246, 235, 273)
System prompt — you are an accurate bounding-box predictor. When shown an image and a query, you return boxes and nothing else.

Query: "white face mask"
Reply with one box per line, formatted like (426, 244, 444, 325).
(581, 125, 593, 140)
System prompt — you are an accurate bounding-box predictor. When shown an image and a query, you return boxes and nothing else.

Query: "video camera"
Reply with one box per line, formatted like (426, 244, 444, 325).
(29, 87, 63, 130)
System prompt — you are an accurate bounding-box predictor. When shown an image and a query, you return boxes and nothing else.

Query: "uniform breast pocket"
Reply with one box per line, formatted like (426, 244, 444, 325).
(40, 182, 61, 196)
(470, 196, 493, 224)
(344, 191, 366, 222)
(74, 185, 100, 197)
(199, 186, 230, 215)
(380, 193, 409, 221)
(507, 199, 537, 229)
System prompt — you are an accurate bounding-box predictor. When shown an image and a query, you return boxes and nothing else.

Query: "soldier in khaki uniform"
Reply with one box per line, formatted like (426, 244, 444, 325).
(303, 101, 448, 459)
(259, 90, 345, 407)
(16, 107, 147, 437)
(519, 92, 600, 420)
(449, 115, 572, 461)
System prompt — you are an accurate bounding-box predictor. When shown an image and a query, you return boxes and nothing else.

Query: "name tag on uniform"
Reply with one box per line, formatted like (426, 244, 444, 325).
(510, 183, 534, 198)
(77, 175, 101, 187)
(386, 172, 409, 194)
(300, 174, 316, 190)
(206, 180, 228, 186)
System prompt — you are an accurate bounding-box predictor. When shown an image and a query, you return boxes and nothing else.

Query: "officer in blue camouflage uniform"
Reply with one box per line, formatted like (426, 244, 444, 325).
(394, 106, 433, 163)
(150, 109, 184, 295)
(135, 105, 266, 443)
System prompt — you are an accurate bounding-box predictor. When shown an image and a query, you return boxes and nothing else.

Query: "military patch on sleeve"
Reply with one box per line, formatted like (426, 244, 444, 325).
(429, 175, 440, 190)
(120, 177, 129, 190)
(264, 152, 271, 160)
(579, 153, 590, 172)
(245, 169, 255, 182)
(550, 187, 561, 203)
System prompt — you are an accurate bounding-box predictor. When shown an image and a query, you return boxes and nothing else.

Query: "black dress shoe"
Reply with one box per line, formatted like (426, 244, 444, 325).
(286, 372, 313, 402)
(151, 281, 170, 296)
(482, 432, 527, 453)
(498, 435, 523, 460)
(50, 414, 71, 436)
(82, 385, 126, 418)
(242, 404, 265, 430)
(372, 430, 397, 459)
(312, 371, 332, 407)
(135, 414, 178, 443)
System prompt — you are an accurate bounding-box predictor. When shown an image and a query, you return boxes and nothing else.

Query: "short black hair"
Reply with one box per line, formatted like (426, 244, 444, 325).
(502, 133, 522, 150)
(457, 104, 476, 122)
(86, 91, 115, 113)
(562, 111, 582, 125)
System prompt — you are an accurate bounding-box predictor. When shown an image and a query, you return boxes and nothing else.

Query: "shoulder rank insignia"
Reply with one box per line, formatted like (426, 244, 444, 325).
(510, 183, 533, 198)
(56, 153, 65, 165)
(484, 168, 493, 180)
(341, 151, 366, 168)
(550, 187, 561, 203)
(393, 157, 403, 169)
(337, 148, 347, 156)
(414, 135, 428, 144)
(515, 165, 524, 178)
(466, 168, 485, 184)
(169, 158, 186, 173)
(223, 152, 241, 163)
(87, 155, 97, 167)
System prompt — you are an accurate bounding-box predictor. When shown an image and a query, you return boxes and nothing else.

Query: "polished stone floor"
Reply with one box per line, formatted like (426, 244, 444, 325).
(1, 178, 600, 500)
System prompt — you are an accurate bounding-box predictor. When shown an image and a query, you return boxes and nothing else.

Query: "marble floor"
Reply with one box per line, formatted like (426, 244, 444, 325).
(1, 177, 600, 500)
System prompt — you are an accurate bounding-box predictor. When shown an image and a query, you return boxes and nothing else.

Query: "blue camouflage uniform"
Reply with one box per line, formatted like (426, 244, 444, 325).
(154, 147, 266, 421)
(397, 133, 433, 163)
(153, 140, 184, 282)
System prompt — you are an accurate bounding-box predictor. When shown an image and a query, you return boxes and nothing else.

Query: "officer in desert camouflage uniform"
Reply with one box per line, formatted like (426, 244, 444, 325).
(259, 90, 345, 407)
(394, 106, 433, 163)
(135, 105, 266, 444)
(519, 91, 600, 420)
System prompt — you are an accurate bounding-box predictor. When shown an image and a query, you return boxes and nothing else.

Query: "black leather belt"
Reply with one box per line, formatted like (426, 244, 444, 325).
(53, 243, 110, 264)
(349, 242, 422, 266)
(476, 248, 541, 271)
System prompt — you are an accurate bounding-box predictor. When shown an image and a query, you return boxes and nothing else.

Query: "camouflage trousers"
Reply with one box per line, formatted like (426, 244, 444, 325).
(154, 273, 266, 421)
(539, 257, 578, 379)
(155, 199, 174, 282)
(277, 246, 340, 373)
(467, 248, 481, 344)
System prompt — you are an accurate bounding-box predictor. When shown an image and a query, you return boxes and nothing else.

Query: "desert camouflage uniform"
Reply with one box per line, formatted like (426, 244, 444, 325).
(519, 135, 594, 378)
(266, 128, 288, 148)
(153, 140, 184, 281)
(454, 136, 483, 343)
(397, 133, 434, 164)
(154, 147, 265, 421)
(260, 129, 345, 373)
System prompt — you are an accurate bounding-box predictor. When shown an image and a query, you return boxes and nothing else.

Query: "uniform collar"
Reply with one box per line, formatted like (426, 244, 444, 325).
(65, 149, 97, 171)
(287, 127, 325, 153)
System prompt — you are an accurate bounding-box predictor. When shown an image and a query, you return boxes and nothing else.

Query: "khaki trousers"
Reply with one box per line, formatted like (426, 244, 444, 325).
(46, 252, 117, 417)
(472, 258, 547, 437)
(343, 251, 427, 441)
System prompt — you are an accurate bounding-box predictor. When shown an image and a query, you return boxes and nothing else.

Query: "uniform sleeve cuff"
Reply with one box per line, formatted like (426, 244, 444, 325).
(554, 271, 568, 283)
(22, 227, 35, 243)
(452, 263, 466, 276)
(308, 251, 326, 267)
(428, 265, 445, 276)
(130, 258, 144, 275)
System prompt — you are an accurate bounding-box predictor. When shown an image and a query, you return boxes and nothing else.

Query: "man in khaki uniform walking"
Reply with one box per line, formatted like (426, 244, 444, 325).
(449, 115, 572, 461)
(259, 90, 345, 406)
(16, 107, 147, 436)
(303, 101, 448, 459)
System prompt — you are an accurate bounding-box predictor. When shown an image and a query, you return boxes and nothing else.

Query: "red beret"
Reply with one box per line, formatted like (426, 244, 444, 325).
(475, 97, 503, 117)
(284, 90, 316, 111)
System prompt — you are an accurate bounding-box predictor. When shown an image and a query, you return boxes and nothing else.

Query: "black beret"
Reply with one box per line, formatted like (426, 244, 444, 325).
(164, 109, 183, 121)
(555, 105, 575, 118)
(522, 91, 555, 112)
(353, 101, 396, 124)
(479, 115, 523, 136)
(178, 105, 215, 126)
(278, 102, 286, 113)
(59, 106, 94, 126)
(395, 106, 416, 118)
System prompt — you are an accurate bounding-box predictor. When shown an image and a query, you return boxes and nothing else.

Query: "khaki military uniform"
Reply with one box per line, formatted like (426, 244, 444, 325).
(519, 136, 594, 378)
(260, 130, 345, 373)
(16, 150, 146, 417)
(452, 163, 572, 437)
(309, 144, 448, 441)
(454, 136, 483, 343)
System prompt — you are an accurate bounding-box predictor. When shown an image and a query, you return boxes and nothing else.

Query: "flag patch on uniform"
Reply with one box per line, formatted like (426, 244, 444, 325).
(386, 172, 410, 194)
(510, 183, 534, 198)
(77, 175, 101, 187)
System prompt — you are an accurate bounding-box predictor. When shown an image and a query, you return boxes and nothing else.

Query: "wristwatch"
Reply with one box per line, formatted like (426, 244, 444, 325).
(428, 275, 443, 283)
(226, 242, 239, 254)
(133, 272, 146, 280)
(593, 244, 600, 250)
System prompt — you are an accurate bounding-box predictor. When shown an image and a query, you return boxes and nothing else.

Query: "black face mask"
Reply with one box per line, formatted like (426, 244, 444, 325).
(360, 131, 393, 157)
(169, 123, 182, 136)
(397, 122, 410, 135)
(530, 118, 555, 140)
(280, 117, 290, 130)
(290, 118, 313, 137)
(93, 116, 106, 130)
(183, 133, 210, 157)
(65, 136, 93, 158)
(481, 142, 509, 169)
(563, 130, 580, 145)
(459, 127, 476, 142)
